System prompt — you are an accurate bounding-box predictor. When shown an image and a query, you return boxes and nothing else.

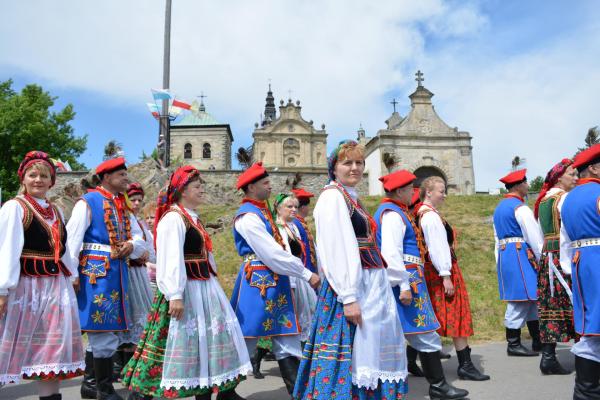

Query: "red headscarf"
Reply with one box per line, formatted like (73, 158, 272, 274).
(534, 158, 573, 218)
(127, 182, 145, 198)
(17, 151, 56, 186)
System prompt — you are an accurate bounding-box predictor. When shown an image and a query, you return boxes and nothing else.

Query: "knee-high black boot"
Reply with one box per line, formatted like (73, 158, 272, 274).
(573, 356, 600, 400)
(94, 357, 124, 400)
(39, 394, 62, 400)
(540, 343, 570, 375)
(252, 346, 268, 379)
(456, 346, 490, 381)
(527, 320, 542, 352)
(406, 345, 424, 377)
(419, 351, 469, 400)
(506, 328, 538, 356)
(277, 356, 300, 395)
(216, 388, 246, 400)
(81, 350, 97, 399)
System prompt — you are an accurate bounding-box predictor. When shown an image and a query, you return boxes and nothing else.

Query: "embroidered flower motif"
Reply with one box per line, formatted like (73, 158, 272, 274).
(92, 310, 104, 324)
(263, 318, 273, 331)
(413, 296, 425, 311)
(184, 319, 197, 337)
(110, 290, 120, 302)
(277, 294, 288, 307)
(278, 315, 293, 328)
(93, 293, 107, 306)
(414, 314, 426, 327)
(265, 299, 275, 313)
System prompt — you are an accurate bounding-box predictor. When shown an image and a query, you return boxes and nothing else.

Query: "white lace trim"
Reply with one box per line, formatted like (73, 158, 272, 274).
(0, 361, 85, 384)
(159, 363, 252, 390)
(352, 367, 408, 390)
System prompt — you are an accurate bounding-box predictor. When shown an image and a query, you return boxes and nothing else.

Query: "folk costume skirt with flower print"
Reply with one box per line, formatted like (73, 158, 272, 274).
(424, 260, 474, 338)
(536, 250, 576, 343)
(119, 265, 154, 345)
(0, 275, 85, 384)
(293, 278, 408, 400)
(122, 278, 251, 398)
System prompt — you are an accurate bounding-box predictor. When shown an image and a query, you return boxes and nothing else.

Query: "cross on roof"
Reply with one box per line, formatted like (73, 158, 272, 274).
(415, 70, 424, 87)
(390, 98, 398, 113)
(197, 91, 207, 104)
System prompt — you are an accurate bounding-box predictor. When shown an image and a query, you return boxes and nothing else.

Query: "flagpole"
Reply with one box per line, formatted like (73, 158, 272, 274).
(160, 0, 172, 167)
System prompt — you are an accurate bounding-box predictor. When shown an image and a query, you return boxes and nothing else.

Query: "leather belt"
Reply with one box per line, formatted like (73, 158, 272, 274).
(82, 243, 112, 253)
(570, 238, 600, 248)
(499, 237, 525, 245)
(403, 254, 423, 265)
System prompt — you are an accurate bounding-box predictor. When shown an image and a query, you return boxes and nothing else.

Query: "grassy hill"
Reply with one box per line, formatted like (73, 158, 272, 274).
(203, 194, 508, 343)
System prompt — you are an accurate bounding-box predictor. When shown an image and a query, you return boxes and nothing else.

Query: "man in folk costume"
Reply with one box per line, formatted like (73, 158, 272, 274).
(65, 157, 146, 400)
(230, 162, 320, 396)
(291, 188, 318, 275)
(374, 170, 469, 400)
(493, 169, 544, 357)
(561, 144, 600, 399)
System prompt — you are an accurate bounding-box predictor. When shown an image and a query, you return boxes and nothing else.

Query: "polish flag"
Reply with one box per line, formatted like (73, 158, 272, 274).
(172, 98, 192, 110)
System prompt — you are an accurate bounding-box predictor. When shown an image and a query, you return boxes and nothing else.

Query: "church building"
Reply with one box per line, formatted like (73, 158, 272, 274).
(252, 86, 328, 172)
(363, 71, 475, 195)
(170, 99, 233, 170)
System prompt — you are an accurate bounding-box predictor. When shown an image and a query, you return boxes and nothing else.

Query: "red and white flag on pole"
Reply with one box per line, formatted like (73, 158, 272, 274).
(172, 98, 192, 110)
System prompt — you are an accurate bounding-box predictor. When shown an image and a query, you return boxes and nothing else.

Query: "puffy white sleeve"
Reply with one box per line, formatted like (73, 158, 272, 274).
(277, 225, 297, 288)
(128, 215, 147, 259)
(557, 193, 572, 274)
(0, 200, 25, 295)
(234, 213, 311, 281)
(420, 211, 452, 277)
(57, 207, 77, 281)
(314, 188, 362, 304)
(380, 211, 411, 291)
(515, 205, 544, 262)
(65, 199, 91, 276)
(156, 212, 187, 301)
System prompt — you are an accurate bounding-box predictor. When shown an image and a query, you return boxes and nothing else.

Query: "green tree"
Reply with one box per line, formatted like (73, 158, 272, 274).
(529, 175, 544, 192)
(0, 79, 87, 197)
(577, 126, 599, 154)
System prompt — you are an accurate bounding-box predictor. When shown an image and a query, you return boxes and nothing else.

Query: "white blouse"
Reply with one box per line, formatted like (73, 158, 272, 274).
(277, 222, 304, 289)
(233, 213, 311, 282)
(133, 217, 156, 264)
(419, 204, 452, 277)
(313, 183, 362, 305)
(0, 197, 75, 295)
(379, 211, 412, 291)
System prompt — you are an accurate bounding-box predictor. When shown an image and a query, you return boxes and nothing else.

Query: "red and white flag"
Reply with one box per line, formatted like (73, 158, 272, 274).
(172, 98, 192, 110)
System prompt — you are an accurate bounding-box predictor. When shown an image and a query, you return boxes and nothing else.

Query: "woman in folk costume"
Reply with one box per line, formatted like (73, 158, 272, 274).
(293, 141, 408, 400)
(415, 176, 489, 381)
(122, 166, 251, 400)
(273, 193, 317, 344)
(532, 159, 578, 375)
(0, 151, 84, 400)
(291, 188, 318, 275)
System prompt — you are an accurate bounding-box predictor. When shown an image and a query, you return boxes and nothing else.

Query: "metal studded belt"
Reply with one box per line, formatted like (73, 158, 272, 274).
(570, 238, 600, 248)
(243, 253, 258, 262)
(498, 237, 525, 245)
(82, 243, 112, 253)
(403, 254, 423, 265)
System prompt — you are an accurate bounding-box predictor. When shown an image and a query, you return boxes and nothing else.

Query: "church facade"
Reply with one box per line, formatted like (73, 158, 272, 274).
(170, 100, 233, 170)
(363, 72, 475, 195)
(252, 86, 328, 172)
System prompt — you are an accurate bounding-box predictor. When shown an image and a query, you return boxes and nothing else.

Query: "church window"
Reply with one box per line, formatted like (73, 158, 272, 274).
(184, 143, 192, 159)
(283, 138, 300, 150)
(287, 157, 296, 166)
(203, 143, 211, 159)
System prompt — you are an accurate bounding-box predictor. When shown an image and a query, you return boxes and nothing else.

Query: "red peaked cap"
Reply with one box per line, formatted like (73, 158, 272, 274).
(499, 168, 527, 185)
(96, 157, 127, 176)
(573, 143, 600, 169)
(236, 162, 269, 190)
(291, 188, 314, 201)
(127, 182, 144, 198)
(379, 169, 417, 192)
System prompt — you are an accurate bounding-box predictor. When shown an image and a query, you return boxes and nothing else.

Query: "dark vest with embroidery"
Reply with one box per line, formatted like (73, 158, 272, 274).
(16, 197, 70, 277)
(170, 209, 216, 280)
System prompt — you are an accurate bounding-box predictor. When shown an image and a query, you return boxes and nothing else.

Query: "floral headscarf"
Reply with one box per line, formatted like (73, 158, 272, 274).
(534, 158, 573, 218)
(17, 150, 56, 186)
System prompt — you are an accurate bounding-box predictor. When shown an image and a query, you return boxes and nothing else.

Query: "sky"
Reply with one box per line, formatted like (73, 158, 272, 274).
(1, 0, 598, 191)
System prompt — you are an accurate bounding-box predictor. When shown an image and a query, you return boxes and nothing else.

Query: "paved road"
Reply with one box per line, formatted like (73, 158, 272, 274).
(0, 342, 576, 400)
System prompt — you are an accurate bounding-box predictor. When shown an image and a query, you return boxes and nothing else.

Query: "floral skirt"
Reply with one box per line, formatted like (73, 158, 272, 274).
(537, 252, 576, 343)
(293, 279, 408, 400)
(424, 260, 474, 338)
(0, 275, 84, 384)
(119, 266, 154, 345)
(122, 278, 251, 398)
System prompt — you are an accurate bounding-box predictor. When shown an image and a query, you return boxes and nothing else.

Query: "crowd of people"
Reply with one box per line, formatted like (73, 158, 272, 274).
(0, 140, 597, 400)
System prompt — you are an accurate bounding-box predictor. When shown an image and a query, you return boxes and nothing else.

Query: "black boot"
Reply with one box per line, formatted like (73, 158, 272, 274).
(506, 328, 538, 356)
(195, 392, 212, 400)
(112, 350, 124, 382)
(252, 346, 268, 379)
(406, 345, 424, 377)
(573, 355, 600, 400)
(277, 356, 300, 395)
(216, 388, 246, 400)
(126, 393, 153, 400)
(456, 346, 490, 381)
(540, 343, 570, 375)
(81, 350, 97, 399)
(440, 350, 452, 360)
(527, 320, 542, 352)
(39, 395, 62, 400)
(419, 351, 469, 400)
(94, 357, 124, 400)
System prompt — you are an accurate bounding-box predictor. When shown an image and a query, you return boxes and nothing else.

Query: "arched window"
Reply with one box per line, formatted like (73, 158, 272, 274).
(203, 143, 211, 159)
(184, 143, 192, 159)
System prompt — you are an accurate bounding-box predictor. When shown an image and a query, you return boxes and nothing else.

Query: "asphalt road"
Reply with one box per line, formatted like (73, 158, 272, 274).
(0, 342, 576, 400)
